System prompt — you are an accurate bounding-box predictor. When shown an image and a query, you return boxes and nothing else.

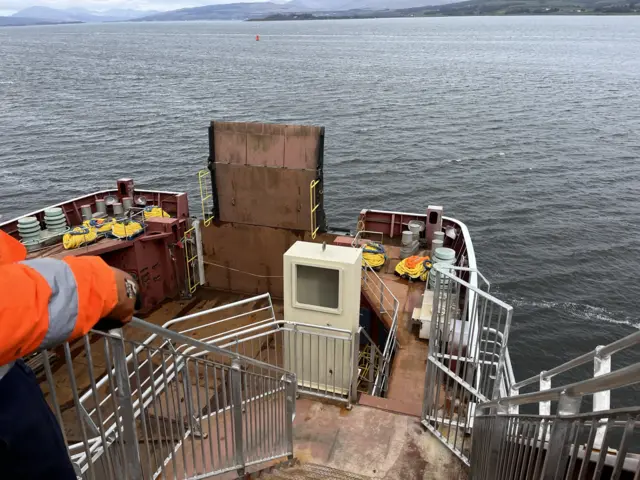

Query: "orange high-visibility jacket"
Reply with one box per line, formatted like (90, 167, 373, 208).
(0, 230, 119, 367)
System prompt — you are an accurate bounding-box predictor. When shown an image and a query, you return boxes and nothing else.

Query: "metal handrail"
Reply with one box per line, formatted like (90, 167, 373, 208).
(471, 329, 640, 480)
(130, 318, 291, 375)
(362, 260, 399, 320)
(45, 317, 297, 478)
(351, 229, 384, 247)
(480, 360, 640, 411)
(78, 294, 278, 407)
(162, 293, 273, 330)
(432, 264, 513, 311)
(512, 329, 640, 390)
(361, 260, 400, 396)
(358, 327, 384, 358)
(165, 315, 358, 406)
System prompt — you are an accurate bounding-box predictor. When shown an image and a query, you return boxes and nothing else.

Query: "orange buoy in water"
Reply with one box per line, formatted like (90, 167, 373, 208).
(256, 35, 260, 41)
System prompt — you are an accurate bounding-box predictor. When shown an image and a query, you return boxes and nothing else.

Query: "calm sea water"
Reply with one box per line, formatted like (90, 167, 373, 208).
(1, 17, 639, 393)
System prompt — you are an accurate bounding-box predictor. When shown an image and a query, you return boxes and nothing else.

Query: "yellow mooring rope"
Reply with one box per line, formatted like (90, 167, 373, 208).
(63, 226, 98, 250)
(394, 255, 432, 282)
(85, 218, 116, 233)
(362, 242, 386, 270)
(111, 220, 144, 240)
(143, 206, 169, 220)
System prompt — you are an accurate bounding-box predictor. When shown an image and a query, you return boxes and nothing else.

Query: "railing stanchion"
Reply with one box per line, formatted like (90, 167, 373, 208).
(349, 329, 360, 408)
(369, 342, 376, 395)
(539, 373, 551, 416)
(108, 329, 143, 480)
(230, 358, 245, 476)
(285, 373, 296, 460)
(541, 392, 582, 479)
(593, 345, 611, 449)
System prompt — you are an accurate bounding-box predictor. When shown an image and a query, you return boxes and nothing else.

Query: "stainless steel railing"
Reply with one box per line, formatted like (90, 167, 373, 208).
(40, 316, 296, 479)
(361, 261, 400, 397)
(470, 329, 640, 480)
(357, 327, 386, 395)
(351, 230, 384, 247)
(421, 264, 513, 466)
(281, 321, 357, 406)
(509, 330, 640, 415)
(182, 320, 356, 407)
(152, 293, 359, 406)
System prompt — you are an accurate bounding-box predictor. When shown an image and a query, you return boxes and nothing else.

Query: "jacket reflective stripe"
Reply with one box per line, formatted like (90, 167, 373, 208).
(20, 259, 79, 350)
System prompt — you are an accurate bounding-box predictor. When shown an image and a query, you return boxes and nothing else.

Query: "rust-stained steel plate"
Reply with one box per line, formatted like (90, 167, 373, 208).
(212, 121, 322, 170)
(201, 222, 336, 298)
(202, 222, 305, 297)
(215, 164, 316, 230)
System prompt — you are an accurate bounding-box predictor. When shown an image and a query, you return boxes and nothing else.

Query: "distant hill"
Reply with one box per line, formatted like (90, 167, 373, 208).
(13, 6, 157, 23)
(392, 0, 639, 15)
(136, 2, 298, 21)
(288, 0, 453, 9)
(135, 0, 454, 21)
(258, 0, 639, 19)
(0, 15, 82, 26)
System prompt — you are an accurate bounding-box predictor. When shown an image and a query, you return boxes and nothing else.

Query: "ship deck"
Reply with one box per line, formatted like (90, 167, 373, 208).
(358, 242, 435, 417)
(40, 252, 436, 444)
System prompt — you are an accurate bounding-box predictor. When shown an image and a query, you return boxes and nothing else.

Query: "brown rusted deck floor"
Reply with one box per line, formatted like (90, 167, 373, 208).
(166, 398, 467, 480)
(360, 244, 434, 418)
(287, 399, 465, 479)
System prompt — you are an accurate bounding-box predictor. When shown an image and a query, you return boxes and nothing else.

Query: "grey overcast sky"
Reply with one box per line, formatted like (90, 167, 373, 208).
(0, 0, 267, 15)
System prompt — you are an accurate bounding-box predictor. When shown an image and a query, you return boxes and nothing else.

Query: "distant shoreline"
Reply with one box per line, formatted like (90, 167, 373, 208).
(250, 11, 640, 22)
(0, 19, 83, 28)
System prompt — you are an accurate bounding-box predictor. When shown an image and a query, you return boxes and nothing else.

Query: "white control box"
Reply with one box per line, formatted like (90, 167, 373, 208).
(283, 241, 362, 394)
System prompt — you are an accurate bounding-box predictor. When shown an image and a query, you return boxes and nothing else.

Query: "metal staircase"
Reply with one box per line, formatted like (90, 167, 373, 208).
(39, 263, 640, 479)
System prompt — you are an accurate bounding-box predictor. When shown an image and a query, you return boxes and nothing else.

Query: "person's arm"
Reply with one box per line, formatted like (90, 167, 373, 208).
(0, 256, 138, 366)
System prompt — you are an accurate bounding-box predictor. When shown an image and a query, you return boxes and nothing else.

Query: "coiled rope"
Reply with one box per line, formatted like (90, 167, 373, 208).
(362, 242, 386, 270)
(394, 255, 432, 282)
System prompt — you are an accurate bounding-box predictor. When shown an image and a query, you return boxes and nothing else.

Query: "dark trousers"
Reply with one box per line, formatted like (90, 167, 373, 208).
(0, 360, 76, 479)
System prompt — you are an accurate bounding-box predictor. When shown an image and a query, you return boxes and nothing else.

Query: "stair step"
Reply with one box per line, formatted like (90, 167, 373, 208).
(261, 463, 371, 480)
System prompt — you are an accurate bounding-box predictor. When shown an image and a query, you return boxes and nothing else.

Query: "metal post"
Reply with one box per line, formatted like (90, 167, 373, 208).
(379, 281, 384, 314)
(193, 218, 206, 287)
(541, 391, 582, 480)
(349, 330, 360, 407)
(230, 359, 245, 476)
(593, 346, 611, 449)
(108, 329, 143, 480)
(508, 386, 519, 415)
(487, 415, 509, 480)
(539, 373, 551, 416)
(368, 344, 376, 395)
(284, 373, 296, 460)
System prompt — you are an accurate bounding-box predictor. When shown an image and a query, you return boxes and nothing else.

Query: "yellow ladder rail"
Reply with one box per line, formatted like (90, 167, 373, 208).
(310, 179, 320, 239)
(198, 169, 214, 227)
(183, 226, 199, 294)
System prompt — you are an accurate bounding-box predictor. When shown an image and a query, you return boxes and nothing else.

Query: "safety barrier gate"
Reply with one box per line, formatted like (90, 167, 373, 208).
(421, 264, 514, 466)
